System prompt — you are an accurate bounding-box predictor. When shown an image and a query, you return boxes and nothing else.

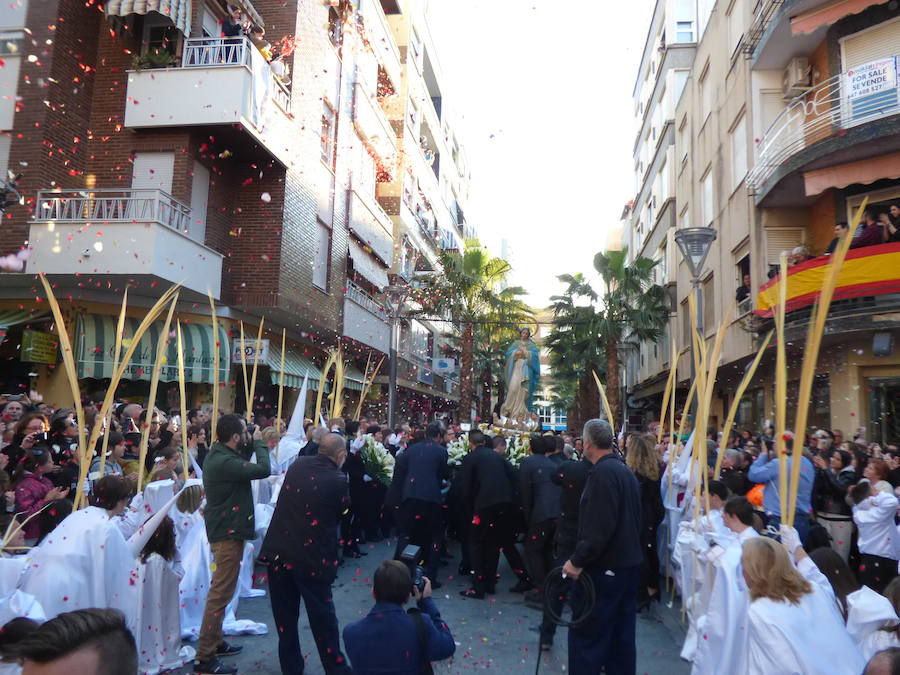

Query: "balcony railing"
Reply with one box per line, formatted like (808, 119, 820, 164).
(754, 242, 900, 318)
(181, 36, 290, 111)
(345, 280, 387, 317)
(748, 57, 900, 191)
(34, 189, 192, 232)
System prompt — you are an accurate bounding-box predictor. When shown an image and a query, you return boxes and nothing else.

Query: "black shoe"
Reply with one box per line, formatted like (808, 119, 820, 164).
(510, 579, 534, 593)
(343, 549, 363, 558)
(194, 657, 238, 674)
(457, 564, 472, 577)
(216, 641, 242, 657)
(459, 588, 485, 599)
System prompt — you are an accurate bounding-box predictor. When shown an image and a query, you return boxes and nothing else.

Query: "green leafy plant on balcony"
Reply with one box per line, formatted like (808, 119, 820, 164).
(132, 47, 178, 71)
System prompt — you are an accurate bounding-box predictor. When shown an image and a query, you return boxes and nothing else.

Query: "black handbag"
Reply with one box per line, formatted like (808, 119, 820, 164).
(407, 607, 435, 675)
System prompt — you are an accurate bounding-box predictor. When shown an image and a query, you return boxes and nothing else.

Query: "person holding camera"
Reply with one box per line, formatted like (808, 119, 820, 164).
(194, 414, 270, 675)
(343, 559, 455, 675)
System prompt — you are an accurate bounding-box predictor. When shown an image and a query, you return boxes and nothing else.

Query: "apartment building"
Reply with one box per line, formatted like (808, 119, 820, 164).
(0, 0, 467, 423)
(628, 0, 900, 444)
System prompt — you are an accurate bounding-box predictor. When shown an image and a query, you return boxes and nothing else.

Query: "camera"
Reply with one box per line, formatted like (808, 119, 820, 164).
(31, 431, 48, 443)
(399, 544, 426, 594)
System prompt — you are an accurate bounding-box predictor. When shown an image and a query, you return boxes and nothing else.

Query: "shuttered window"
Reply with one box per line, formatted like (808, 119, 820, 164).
(841, 17, 900, 70)
(765, 228, 804, 266)
(131, 152, 174, 193)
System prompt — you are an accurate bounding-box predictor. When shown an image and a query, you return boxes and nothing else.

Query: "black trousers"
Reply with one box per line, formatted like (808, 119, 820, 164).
(471, 502, 528, 593)
(394, 498, 443, 581)
(361, 481, 388, 540)
(523, 518, 557, 589)
(267, 562, 352, 675)
(859, 553, 898, 594)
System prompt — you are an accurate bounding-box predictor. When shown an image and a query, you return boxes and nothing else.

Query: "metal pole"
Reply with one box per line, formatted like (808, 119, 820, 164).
(388, 313, 400, 427)
(690, 276, 702, 428)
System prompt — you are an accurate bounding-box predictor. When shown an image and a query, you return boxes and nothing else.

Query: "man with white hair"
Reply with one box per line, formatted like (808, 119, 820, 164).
(562, 419, 642, 675)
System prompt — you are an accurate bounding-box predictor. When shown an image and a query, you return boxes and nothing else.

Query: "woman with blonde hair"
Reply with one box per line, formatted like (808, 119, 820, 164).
(742, 536, 864, 673)
(625, 433, 664, 610)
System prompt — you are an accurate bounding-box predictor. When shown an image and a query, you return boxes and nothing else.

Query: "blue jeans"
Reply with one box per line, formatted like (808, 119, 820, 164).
(568, 565, 640, 675)
(764, 513, 810, 548)
(267, 562, 352, 675)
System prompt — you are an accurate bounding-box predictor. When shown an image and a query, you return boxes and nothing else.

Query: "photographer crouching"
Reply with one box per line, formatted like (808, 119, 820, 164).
(343, 555, 455, 674)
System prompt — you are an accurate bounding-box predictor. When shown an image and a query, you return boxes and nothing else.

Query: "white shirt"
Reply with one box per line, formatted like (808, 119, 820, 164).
(853, 490, 900, 560)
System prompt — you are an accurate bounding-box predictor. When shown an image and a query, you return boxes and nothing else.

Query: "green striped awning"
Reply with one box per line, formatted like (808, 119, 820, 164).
(75, 314, 229, 384)
(344, 366, 366, 391)
(268, 343, 322, 391)
(0, 310, 49, 328)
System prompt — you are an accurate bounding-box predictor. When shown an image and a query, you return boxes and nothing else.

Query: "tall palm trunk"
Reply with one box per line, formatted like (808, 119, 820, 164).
(605, 338, 620, 429)
(459, 322, 474, 423)
(479, 364, 492, 422)
(574, 371, 600, 433)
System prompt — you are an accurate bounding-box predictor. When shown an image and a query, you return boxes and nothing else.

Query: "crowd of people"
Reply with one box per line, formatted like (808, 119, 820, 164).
(4, 385, 900, 674)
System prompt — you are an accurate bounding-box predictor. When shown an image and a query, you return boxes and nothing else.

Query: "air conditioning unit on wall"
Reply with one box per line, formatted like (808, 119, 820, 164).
(782, 57, 811, 98)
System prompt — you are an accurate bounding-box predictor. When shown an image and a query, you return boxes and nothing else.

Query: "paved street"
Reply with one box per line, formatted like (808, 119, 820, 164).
(179, 538, 690, 674)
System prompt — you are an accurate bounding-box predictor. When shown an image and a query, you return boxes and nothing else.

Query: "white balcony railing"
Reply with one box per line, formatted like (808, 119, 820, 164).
(748, 56, 900, 191)
(346, 280, 387, 317)
(34, 189, 192, 232)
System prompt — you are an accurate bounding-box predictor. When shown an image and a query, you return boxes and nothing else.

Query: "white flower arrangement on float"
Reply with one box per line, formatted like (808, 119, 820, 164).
(361, 434, 395, 486)
(446, 437, 470, 468)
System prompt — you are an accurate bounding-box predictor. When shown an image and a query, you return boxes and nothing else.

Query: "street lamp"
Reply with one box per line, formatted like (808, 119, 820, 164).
(674, 227, 717, 412)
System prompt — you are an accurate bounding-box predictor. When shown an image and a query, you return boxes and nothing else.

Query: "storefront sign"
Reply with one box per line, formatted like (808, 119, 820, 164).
(846, 57, 897, 101)
(231, 339, 269, 365)
(20, 330, 58, 364)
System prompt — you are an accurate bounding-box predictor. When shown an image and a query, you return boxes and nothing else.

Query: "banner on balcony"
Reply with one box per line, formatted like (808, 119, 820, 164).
(755, 242, 900, 318)
(845, 57, 898, 120)
(75, 314, 229, 384)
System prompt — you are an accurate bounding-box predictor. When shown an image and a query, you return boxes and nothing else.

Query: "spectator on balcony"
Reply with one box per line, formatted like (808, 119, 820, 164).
(222, 4, 246, 38)
(735, 274, 752, 303)
(249, 26, 273, 61)
(825, 222, 850, 255)
(880, 210, 900, 243)
(851, 210, 885, 250)
(788, 245, 811, 266)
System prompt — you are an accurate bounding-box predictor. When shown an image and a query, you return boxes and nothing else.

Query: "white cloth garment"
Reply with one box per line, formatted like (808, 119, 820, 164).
(177, 514, 267, 639)
(691, 527, 760, 675)
(19, 506, 137, 627)
(854, 490, 900, 560)
(846, 584, 900, 661)
(747, 584, 865, 674)
(134, 553, 195, 674)
(0, 557, 44, 626)
(143, 480, 178, 517)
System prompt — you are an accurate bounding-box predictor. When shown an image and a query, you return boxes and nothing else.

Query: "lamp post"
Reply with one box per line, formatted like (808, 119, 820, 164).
(674, 227, 717, 411)
(383, 284, 409, 429)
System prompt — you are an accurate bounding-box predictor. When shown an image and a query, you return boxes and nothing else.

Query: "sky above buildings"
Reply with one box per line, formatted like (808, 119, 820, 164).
(429, 0, 654, 308)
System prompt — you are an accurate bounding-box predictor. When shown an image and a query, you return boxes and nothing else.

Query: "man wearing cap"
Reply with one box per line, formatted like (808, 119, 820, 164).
(562, 419, 642, 675)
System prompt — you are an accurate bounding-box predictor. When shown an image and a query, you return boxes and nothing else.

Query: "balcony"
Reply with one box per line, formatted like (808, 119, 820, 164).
(748, 57, 900, 199)
(27, 189, 223, 299)
(754, 242, 900, 333)
(353, 81, 397, 175)
(124, 37, 294, 166)
(358, 0, 402, 93)
(343, 280, 390, 353)
(348, 189, 394, 265)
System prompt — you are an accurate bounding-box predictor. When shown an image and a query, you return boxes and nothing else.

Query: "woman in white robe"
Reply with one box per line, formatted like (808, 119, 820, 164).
(742, 536, 865, 675)
(19, 476, 137, 626)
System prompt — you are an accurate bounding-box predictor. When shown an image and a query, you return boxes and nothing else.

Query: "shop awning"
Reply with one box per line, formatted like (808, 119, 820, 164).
(0, 310, 48, 329)
(791, 0, 889, 36)
(344, 366, 366, 391)
(75, 314, 228, 384)
(267, 343, 322, 391)
(105, 0, 192, 35)
(348, 240, 389, 289)
(804, 152, 900, 196)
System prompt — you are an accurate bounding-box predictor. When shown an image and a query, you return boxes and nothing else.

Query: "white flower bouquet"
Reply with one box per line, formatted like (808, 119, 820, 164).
(361, 434, 395, 486)
(446, 437, 469, 468)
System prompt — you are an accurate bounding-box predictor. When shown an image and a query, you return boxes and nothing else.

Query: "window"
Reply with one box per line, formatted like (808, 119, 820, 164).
(676, 21, 694, 42)
(321, 104, 337, 169)
(410, 29, 422, 64)
(328, 5, 342, 48)
(313, 220, 331, 290)
(189, 161, 210, 243)
(679, 204, 690, 229)
(703, 275, 715, 334)
(736, 254, 751, 314)
(201, 7, 219, 38)
(730, 113, 748, 190)
(699, 64, 712, 122)
(727, 0, 744, 56)
(701, 168, 714, 225)
(357, 135, 376, 197)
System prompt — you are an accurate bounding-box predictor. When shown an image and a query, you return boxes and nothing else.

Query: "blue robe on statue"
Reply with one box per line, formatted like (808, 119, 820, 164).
(504, 339, 541, 413)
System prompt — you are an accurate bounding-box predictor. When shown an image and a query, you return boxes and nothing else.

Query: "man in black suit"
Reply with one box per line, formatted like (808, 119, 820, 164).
(391, 421, 449, 586)
(261, 433, 353, 675)
(458, 430, 530, 599)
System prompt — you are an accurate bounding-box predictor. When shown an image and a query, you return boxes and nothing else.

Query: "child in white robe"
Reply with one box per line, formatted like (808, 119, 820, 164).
(742, 535, 865, 674)
(135, 515, 194, 675)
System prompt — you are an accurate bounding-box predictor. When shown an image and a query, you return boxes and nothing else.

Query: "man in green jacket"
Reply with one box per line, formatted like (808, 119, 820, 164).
(194, 413, 271, 675)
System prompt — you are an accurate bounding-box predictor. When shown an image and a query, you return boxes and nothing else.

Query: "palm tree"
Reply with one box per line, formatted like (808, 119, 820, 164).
(593, 248, 669, 425)
(412, 240, 532, 423)
(545, 273, 606, 432)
